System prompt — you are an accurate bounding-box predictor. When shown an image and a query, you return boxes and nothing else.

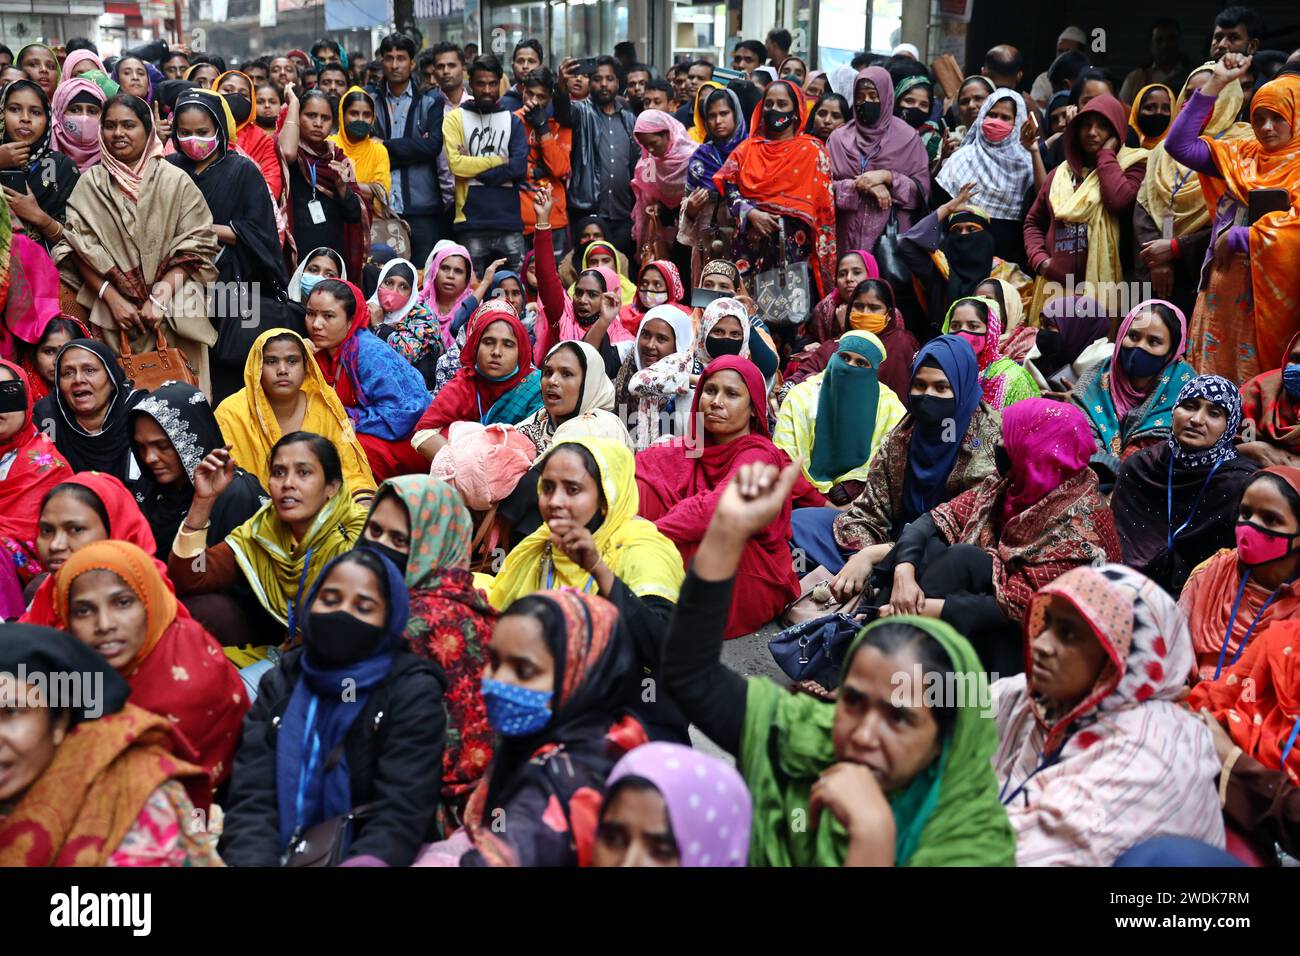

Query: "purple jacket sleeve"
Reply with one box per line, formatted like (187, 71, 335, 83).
(1163, 90, 1219, 176)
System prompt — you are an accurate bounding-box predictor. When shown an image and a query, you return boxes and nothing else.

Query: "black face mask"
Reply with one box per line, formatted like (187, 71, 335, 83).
(1035, 328, 1062, 361)
(898, 105, 928, 128)
(256, 113, 278, 129)
(763, 108, 795, 133)
(994, 444, 1013, 478)
(355, 538, 408, 577)
(304, 611, 389, 668)
(706, 334, 744, 358)
(909, 393, 955, 427)
(855, 101, 881, 126)
(222, 92, 252, 126)
(1136, 113, 1170, 138)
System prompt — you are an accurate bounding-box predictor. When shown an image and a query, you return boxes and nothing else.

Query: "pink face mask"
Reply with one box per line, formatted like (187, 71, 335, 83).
(377, 287, 408, 312)
(62, 114, 99, 144)
(178, 134, 218, 161)
(981, 117, 1014, 143)
(955, 330, 986, 355)
(1235, 521, 1297, 566)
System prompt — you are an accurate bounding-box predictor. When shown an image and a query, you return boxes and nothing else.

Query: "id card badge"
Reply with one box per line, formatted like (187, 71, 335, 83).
(307, 199, 326, 224)
(1161, 213, 1174, 240)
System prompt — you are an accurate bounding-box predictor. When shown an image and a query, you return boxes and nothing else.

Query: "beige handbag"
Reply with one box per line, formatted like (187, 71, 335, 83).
(779, 565, 864, 628)
(369, 183, 412, 260)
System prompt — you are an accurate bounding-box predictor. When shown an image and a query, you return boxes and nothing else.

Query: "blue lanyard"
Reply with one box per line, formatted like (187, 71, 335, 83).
(307, 159, 318, 194)
(284, 545, 316, 641)
(292, 696, 322, 835)
(1213, 570, 1287, 680)
(999, 747, 1063, 806)
(543, 550, 595, 593)
(1281, 715, 1300, 768)
(1167, 455, 1224, 551)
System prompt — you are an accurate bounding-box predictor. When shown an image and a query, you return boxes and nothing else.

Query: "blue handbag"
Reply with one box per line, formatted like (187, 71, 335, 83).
(768, 607, 878, 689)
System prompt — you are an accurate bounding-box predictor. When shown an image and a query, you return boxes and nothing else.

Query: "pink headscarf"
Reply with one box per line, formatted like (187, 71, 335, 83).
(998, 398, 1095, 530)
(1109, 298, 1187, 421)
(419, 243, 474, 349)
(50, 78, 105, 171)
(835, 249, 880, 303)
(531, 264, 633, 366)
(3, 236, 61, 355)
(60, 49, 107, 83)
(631, 109, 697, 245)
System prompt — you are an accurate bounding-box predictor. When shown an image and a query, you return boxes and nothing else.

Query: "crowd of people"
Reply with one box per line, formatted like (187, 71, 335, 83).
(0, 10, 1298, 868)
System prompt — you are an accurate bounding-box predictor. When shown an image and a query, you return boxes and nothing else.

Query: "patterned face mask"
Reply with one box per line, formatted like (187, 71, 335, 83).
(481, 676, 553, 736)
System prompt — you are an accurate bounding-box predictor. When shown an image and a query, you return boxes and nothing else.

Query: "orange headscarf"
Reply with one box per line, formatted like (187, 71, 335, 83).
(1126, 83, 1176, 149)
(1201, 74, 1300, 370)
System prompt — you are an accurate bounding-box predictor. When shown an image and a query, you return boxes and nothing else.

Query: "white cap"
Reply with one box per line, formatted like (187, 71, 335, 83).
(892, 43, 920, 60)
(1059, 26, 1087, 46)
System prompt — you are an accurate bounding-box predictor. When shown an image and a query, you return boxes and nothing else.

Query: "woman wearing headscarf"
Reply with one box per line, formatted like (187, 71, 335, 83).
(715, 77, 838, 300)
(213, 69, 285, 199)
(1023, 94, 1148, 296)
(1113, 375, 1257, 596)
(773, 330, 907, 500)
(892, 74, 946, 173)
(1179, 466, 1300, 681)
(1127, 83, 1175, 149)
(167, 87, 290, 403)
(557, 215, 612, 288)
(368, 257, 442, 372)
(417, 242, 471, 351)
(305, 278, 431, 482)
(1071, 298, 1194, 466)
(1165, 62, 1300, 385)
(612, 305, 697, 448)
(0, 624, 222, 866)
(32, 338, 143, 485)
(49, 77, 105, 172)
(0, 80, 80, 250)
(662, 474, 1015, 865)
(679, 86, 747, 283)
(287, 246, 346, 303)
(1134, 63, 1251, 320)
(805, 248, 879, 344)
(15, 315, 88, 405)
(53, 94, 220, 393)
(826, 67, 930, 260)
(514, 340, 617, 455)
(992, 564, 1225, 866)
(219, 549, 446, 867)
(214, 329, 375, 503)
(1011, 295, 1111, 395)
(327, 85, 390, 202)
(897, 189, 1000, 337)
(799, 336, 999, 591)
(636, 356, 810, 638)
(792, 277, 916, 398)
(52, 538, 248, 794)
(593, 742, 752, 867)
(358, 476, 495, 822)
(615, 259, 690, 339)
(631, 108, 697, 266)
(940, 295, 1038, 408)
(885, 399, 1121, 674)
(111, 56, 162, 105)
(1240, 330, 1300, 469)
(566, 238, 636, 308)
(0, 359, 68, 612)
(130, 381, 266, 559)
(934, 89, 1035, 265)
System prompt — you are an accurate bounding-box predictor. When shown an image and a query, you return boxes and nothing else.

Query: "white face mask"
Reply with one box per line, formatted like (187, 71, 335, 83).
(640, 289, 669, 309)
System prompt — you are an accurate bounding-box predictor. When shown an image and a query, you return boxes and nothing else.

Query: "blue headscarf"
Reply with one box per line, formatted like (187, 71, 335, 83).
(1169, 374, 1241, 470)
(901, 334, 983, 523)
(686, 87, 748, 193)
(809, 331, 884, 484)
(275, 550, 409, 850)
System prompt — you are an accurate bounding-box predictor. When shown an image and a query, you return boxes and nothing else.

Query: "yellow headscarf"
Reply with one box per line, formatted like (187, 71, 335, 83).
(489, 435, 685, 609)
(1049, 143, 1149, 288)
(1126, 83, 1176, 149)
(211, 70, 257, 133)
(1136, 62, 1253, 238)
(213, 329, 376, 501)
(328, 85, 392, 197)
(568, 240, 637, 307)
(689, 80, 725, 143)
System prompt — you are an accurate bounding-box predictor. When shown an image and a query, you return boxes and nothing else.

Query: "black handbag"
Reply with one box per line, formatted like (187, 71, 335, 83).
(752, 219, 814, 328)
(281, 738, 373, 867)
(768, 605, 879, 690)
(872, 208, 912, 293)
(211, 282, 306, 365)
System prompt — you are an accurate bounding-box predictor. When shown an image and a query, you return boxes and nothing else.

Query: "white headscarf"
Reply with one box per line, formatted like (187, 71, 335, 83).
(367, 258, 420, 325)
(634, 305, 696, 371)
(935, 88, 1035, 221)
(287, 247, 346, 303)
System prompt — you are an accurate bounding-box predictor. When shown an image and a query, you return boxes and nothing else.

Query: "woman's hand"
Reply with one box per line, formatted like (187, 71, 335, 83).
(330, 157, 356, 186)
(1213, 228, 1242, 269)
(1149, 264, 1174, 300)
(746, 207, 779, 238)
(1019, 116, 1040, 150)
(1140, 238, 1175, 268)
(0, 141, 30, 169)
(809, 762, 896, 866)
(531, 183, 555, 226)
(828, 549, 873, 603)
(867, 183, 892, 211)
(139, 296, 166, 332)
(938, 181, 978, 219)
(192, 447, 236, 502)
(710, 459, 802, 540)
(547, 517, 601, 572)
(684, 187, 711, 217)
(481, 257, 506, 290)
(367, 301, 382, 328)
(1206, 52, 1252, 96)
(105, 288, 144, 334)
(2, 182, 44, 225)
(1199, 709, 1239, 764)
(1101, 133, 1120, 153)
(889, 563, 926, 616)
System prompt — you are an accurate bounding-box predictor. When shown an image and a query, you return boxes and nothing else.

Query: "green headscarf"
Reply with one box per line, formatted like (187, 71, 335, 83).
(370, 475, 473, 591)
(79, 69, 121, 99)
(809, 330, 884, 485)
(739, 615, 1015, 866)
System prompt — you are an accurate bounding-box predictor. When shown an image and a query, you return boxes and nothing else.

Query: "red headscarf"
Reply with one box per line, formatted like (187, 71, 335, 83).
(617, 259, 689, 337)
(997, 398, 1095, 530)
(310, 279, 370, 405)
(421, 299, 536, 433)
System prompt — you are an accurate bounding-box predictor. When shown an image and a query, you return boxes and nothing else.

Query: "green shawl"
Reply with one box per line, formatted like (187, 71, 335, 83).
(739, 615, 1016, 866)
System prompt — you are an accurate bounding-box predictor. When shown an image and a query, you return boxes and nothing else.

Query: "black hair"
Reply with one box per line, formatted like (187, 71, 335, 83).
(470, 54, 504, 81)
(248, 56, 272, 73)
(851, 278, 896, 314)
(688, 58, 714, 74)
(0, 44, 11, 60)
(500, 594, 566, 684)
(37, 318, 87, 349)
(624, 62, 651, 79)
(162, 49, 190, 66)
(523, 66, 555, 90)
(805, 92, 849, 133)
(299, 89, 334, 114)
(767, 28, 792, 53)
(974, 278, 1008, 323)
(983, 46, 1024, 78)
(312, 39, 342, 59)
(1251, 50, 1290, 92)
(378, 33, 417, 58)
(41, 483, 111, 536)
(1048, 49, 1090, 90)
(320, 547, 393, 601)
(317, 63, 351, 86)
(593, 54, 621, 79)
(1215, 6, 1264, 40)
(547, 442, 607, 511)
(1068, 67, 1115, 106)
(887, 56, 931, 90)
(255, 82, 282, 106)
(103, 93, 154, 133)
(431, 41, 465, 64)
(263, 331, 308, 360)
(598, 775, 676, 843)
(312, 278, 358, 319)
(846, 622, 959, 742)
(951, 296, 991, 327)
(1247, 472, 1300, 524)
(340, 89, 373, 115)
(1139, 300, 1182, 350)
(644, 78, 673, 98)
(614, 41, 638, 60)
(1151, 16, 1180, 34)
(512, 38, 543, 63)
(65, 37, 98, 55)
(850, 51, 876, 70)
(735, 40, 766, 64)
(270, 431, 344, 485)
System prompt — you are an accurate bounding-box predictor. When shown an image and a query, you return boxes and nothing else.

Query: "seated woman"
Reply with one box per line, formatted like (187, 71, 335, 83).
(637, 356, 812, 639)
(306, 278, 431, 482)
(0, 360, 69, 617)
(592, 742, 752, 868)
(367, 258, 443, 382)
(417, 242, 472, 354)
(974, 277, 1024, 342)
(429, 261, 522, 396)
(804, 249, 877, 345)
(52, 539, 248, 793)
(566, 239, 637, 308)
(513, 341, 617, 456)
(412, 299, 543, 462)
(219, 550, 445, 867)
(0, 624, 221, 866)
(897, 189, 997, 337)
(1178, 466, 1300, 681)
(610, 305, 696, 447)
(491, 435, 687, 741)
(1239, 330, 1300, 469)
(16, 315, 88, 403)
(453, 591, 643, 867)
(358, 476, 495, 824)
(1016, 295, 1110, 395)
(941, 296, 1038, 408)
(992, 564, 1225, 865)
(790, 278, 917, 398)
(131, 381, 267, 560)
(215, 329, 375, 503)
(773, 330, 907, 502)
(884, 398, 1121, 674)
(1189, 618, 1300, 861)
(287, 246, 346, 304)
(792, 336, 999, 587)
(662, 463, 1015, 866)
(32, 338, 143, 487)
(1113, 375, 1258, 596)
(1071, 298, 1194, 471)
(616, 260, 691, 340)
(168, 432, 369, 663)
(558, 216, 614, 289)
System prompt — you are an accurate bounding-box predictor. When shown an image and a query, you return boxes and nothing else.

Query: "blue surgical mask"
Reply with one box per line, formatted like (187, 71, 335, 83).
(481, 676, 553, 736)
(1119, 345, 1167, 380)
(300, 271, 326, 296)
(1283, 363, 1300, 400)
